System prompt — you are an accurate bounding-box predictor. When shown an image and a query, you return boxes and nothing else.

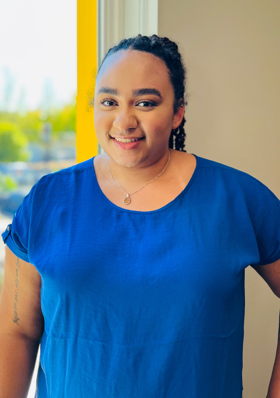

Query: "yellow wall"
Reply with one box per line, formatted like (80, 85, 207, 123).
(77, 0, 98, 163)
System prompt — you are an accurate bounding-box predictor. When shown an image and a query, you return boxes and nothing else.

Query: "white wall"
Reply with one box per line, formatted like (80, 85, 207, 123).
(158, 1, 280, 397)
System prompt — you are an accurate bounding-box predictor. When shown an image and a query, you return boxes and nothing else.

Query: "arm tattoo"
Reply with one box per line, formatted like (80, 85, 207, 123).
(278, 310, 280, 343)
(12, 258, 20, 326)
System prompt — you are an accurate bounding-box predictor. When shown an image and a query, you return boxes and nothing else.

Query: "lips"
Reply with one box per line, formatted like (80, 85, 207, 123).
(111, 136, 145, 150)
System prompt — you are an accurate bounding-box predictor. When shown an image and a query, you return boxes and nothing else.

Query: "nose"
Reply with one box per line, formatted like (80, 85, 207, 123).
(112, 109, 138, 133)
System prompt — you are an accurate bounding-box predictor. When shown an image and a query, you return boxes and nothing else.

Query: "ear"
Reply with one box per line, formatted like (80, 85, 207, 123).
(172, 101, 185, 130)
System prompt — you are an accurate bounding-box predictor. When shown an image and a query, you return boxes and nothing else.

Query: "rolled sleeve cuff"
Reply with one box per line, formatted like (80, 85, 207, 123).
(1, 224, 30, 262)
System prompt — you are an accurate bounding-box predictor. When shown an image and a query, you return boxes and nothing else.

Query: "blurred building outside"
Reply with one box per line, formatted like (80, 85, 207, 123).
(0, 128, 77, 292)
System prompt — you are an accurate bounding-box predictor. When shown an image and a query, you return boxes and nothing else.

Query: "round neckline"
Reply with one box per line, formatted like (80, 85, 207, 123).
(91, 153, 199, 214)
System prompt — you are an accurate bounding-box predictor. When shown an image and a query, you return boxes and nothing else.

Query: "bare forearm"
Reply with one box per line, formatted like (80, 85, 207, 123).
(0, 333, 40, 398)
(267, 332, 280, 398)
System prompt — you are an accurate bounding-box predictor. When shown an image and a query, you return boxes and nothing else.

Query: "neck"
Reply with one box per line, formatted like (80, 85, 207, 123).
(104, 148, 173, 188)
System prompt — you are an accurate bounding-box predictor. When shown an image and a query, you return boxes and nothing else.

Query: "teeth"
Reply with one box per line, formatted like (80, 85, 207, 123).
(115, 137, 141, 143)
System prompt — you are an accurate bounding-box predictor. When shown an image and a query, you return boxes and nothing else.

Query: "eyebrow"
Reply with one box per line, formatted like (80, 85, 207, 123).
(96, 87, 162, 99)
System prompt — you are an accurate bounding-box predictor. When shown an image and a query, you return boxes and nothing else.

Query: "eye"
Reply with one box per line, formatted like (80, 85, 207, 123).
(100, 100, 156, 107)
(137, 101, 156, 107)
(100, 100, 115, 106)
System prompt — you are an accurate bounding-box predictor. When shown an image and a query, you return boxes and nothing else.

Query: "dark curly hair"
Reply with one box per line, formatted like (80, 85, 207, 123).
(94, 34, 188, 152)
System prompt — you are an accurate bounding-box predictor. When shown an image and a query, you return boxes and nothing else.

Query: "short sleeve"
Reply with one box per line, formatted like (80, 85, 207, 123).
(1, 183, 38, 262)
(248, 179, 280, 266)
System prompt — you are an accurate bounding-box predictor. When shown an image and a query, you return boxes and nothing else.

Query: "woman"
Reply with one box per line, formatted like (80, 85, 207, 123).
(1, 34, 280, 398)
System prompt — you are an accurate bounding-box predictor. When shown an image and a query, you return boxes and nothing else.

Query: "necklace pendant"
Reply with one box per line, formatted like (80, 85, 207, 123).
(124, 194, 131, 205)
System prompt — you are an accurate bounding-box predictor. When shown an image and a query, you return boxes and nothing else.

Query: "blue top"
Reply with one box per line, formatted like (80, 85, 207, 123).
(2, 153, 280, 398)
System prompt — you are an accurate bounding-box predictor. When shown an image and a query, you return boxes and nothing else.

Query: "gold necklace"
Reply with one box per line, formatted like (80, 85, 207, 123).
(106, 149, 171, 205)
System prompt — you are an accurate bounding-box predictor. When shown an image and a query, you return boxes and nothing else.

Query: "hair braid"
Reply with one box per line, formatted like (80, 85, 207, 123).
(96, 34, 188, 152)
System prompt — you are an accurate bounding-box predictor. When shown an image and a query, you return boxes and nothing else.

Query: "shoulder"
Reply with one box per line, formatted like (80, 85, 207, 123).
(41, 156, 93, 179)
(192, 154, 280, 213)
(19, 157, 96, 214)
(34, 157, 94, 192)
(195, 153, 249, 176)
(194, 154, 273, 193)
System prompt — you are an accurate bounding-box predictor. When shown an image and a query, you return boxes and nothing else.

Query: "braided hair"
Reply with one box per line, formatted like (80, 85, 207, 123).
(96, 34, 188, 152)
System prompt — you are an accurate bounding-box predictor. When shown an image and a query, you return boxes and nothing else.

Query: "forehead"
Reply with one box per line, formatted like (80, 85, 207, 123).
(96, 50, 170, 89)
